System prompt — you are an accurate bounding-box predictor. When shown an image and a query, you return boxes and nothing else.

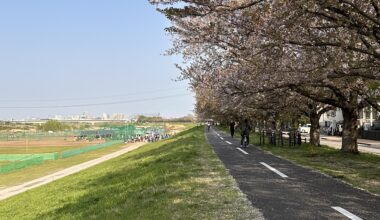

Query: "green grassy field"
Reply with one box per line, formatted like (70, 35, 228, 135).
(0, 126, 263, 220)
(218, 126, 380, 195)
(0, 143, 126, 188)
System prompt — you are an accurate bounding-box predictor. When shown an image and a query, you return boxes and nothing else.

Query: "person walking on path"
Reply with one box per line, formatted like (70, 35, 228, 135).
(240, 119, 252, 147)
(230, 121, 236, 138)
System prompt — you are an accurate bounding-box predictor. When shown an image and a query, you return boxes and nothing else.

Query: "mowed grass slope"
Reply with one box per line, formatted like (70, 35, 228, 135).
(0, 127, 263, 219)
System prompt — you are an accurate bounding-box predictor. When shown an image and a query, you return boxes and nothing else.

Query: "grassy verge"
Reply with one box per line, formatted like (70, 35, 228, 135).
(0, 143, 126, 187)
(0, 126, 263, 219)
(218, 125, 380, 196)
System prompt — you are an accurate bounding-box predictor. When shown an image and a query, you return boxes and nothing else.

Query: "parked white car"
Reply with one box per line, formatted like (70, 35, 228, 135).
(298, 124, 311, 133)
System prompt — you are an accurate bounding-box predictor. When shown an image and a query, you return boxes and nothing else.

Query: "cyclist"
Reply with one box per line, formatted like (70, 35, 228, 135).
(240, 119, 251, 148)
(206, 121, 211, 131)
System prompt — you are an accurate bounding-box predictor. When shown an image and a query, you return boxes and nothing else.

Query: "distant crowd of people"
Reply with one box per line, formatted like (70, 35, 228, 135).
(127, 133, 171, 143)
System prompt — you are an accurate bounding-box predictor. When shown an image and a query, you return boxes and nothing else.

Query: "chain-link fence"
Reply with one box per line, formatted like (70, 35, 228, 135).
(61, 140, 123, 159)
(0, 156, 44, 174)
(0, 124, 167, 174)
(0, 153, 59, 161)
(0, 131, 81, 141)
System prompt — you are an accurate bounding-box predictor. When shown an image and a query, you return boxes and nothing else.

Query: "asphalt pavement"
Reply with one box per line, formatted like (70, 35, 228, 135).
(319, 135, 380, 155)
(206, 127, 380, 220)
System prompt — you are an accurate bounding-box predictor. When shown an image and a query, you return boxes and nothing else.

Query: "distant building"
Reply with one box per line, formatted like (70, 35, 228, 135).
(320, 107, 379, 131)
(358, 107, 379, 130)
(319, 109, 343, 129)
(71, 115, 80, 120)
(102, 113, 109, 120)
(80, 112, 92, 120)
(54, 115, 63, 120)
(111, 113, 125, 120)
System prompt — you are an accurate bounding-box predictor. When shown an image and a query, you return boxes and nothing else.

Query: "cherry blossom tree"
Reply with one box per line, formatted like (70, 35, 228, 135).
(150, 0, 380, 153)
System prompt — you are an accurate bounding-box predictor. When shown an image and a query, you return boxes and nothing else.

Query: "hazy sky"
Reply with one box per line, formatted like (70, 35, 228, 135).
(0, 1, 194, 120)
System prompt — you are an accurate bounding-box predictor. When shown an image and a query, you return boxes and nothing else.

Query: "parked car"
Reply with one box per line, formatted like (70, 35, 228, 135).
(298, 124, 311, 134)
(372, 121, 380, 130)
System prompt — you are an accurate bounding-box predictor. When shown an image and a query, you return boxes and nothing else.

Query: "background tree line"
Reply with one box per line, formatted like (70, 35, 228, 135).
(136, 114, 196, 123)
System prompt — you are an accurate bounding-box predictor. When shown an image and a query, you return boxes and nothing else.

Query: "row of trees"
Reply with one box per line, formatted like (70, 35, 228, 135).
(38, 120, 70, 132)
(151, 0, 380, 153)
(137, 114, 196, 123)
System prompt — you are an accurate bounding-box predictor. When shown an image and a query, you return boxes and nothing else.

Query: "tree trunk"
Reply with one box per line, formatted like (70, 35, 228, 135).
(341, 108, 359, 153)
(291, 118, 299, 133)
(309, 112, 320, 146)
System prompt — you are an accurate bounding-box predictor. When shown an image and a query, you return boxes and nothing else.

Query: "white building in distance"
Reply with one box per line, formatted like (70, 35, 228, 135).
(320, 107, 379, 131)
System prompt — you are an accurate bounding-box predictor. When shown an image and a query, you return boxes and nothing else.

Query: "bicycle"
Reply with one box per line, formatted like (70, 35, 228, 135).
(242, 134, 248, 148)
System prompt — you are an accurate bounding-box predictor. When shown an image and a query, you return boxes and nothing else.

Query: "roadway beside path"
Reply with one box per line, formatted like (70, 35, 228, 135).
(0, 142, 144, 201)
(283, 133, 380, 155)
(320, 135, 380, 155)
(207, 127, 380, 220)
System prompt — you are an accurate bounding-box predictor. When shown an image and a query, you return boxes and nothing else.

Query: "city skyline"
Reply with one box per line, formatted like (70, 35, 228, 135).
(2, 111, 191, 121)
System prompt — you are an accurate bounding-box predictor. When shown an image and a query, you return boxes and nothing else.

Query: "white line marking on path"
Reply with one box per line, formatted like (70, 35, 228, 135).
(220, 137, 224, 140)
(332, 207, 362, 220)
(260, 162, 288, 178)
(226, 141, 232, 145)
(237, 147, 249, 155)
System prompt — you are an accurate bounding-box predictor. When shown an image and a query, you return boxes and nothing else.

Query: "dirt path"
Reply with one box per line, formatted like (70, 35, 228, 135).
(0, 142, 145, 201)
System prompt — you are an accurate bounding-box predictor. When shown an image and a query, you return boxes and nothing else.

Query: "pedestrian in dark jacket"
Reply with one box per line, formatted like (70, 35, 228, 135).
(230, 121, 236, 138)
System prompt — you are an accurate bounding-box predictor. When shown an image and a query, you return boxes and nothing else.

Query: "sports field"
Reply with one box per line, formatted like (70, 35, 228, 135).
(0, 137, 104, 154)
(0, 123, 192, 188)
(0, 132, 119, 187)
(0, 142, 127, 188)
(0, 123, 193, 188)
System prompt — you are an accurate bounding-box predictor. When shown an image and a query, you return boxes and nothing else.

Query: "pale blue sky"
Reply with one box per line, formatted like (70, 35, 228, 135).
(0, 0, 194, 120)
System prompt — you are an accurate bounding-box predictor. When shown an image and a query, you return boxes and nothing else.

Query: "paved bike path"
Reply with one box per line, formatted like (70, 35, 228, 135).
(207, 127, 379, 220)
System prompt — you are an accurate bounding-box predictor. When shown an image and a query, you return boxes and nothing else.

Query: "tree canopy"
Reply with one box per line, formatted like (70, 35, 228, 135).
(150, 0, 380, 153)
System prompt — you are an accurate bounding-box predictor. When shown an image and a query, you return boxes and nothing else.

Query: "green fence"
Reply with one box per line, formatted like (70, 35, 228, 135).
(0, 124, 167, 174)
(0, 125, 166, 142)
(0, 130, 81, 141)
(0, 156, 44, 174)
(61, 140, 123, 159)
(0, 153, 59, 161)
(106, 125, 166, 140)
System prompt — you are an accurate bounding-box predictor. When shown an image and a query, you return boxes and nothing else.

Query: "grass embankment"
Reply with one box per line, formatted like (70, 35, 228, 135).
(0, 126, 262, 219)
(219, 126, 380, 196)
(0, 143, 126, 188)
